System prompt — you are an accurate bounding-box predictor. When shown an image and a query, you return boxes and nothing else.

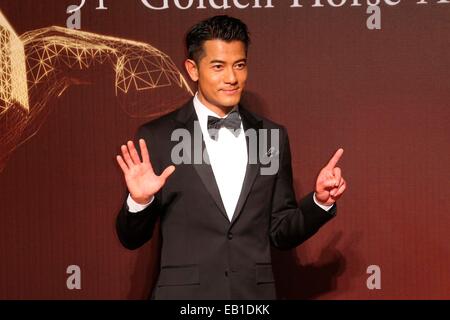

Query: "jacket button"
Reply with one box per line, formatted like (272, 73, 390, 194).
(227, 232, 233, 240)
(225, 271, 229, 277)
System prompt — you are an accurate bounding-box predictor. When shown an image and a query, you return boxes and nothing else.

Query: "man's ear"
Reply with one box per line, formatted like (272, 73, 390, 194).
(185, 59, 199, 82)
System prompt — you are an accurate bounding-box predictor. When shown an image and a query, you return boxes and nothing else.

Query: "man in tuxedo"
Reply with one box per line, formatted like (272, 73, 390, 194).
(116, 15, 347, 299)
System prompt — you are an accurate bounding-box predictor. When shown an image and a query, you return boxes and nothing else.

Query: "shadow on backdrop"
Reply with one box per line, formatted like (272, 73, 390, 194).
(272, 230, 363, 299)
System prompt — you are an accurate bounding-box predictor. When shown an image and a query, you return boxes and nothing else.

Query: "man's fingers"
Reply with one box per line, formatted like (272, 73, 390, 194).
(333, 167, 341, 187)
(127, 140, 142, 164)
(116, 155, 129, 173)
(332, 178, 346, 198)
(160, 165, 176, 180)
(326, 148, 344, 169)
(321, 178, 339, 189)
(121, 144, 134, 168)
(139, 139, 151, 164)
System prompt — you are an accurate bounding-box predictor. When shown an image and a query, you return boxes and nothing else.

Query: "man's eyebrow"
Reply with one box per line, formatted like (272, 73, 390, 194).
(209, 58, 247, 64)
(209, 60, 225, 64)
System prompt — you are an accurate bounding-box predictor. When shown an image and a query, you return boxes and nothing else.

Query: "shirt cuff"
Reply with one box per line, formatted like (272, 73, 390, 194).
(313, 193, 334, 212)
(127, 194, 154, 213)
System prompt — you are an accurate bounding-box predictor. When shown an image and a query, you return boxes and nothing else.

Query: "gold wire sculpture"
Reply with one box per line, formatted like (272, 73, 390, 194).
(0, 10, 193, 172)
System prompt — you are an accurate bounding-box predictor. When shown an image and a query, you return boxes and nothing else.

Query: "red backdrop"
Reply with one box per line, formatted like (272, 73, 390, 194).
(0, 0, 449, 299)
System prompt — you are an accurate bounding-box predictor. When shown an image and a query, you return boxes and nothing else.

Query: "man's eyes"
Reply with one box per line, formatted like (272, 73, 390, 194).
(211, 63, 246, 70)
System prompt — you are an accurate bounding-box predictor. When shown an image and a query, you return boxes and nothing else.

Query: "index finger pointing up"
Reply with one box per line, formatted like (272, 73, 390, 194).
(326, 148, 344, 169)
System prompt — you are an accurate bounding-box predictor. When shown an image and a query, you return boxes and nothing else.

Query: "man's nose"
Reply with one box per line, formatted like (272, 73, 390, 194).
(224, 67, 238, 84)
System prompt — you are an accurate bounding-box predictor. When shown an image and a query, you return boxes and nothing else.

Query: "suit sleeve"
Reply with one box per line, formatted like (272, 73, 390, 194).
(115, 125, 164, 250)
(269, 127, 337, 250)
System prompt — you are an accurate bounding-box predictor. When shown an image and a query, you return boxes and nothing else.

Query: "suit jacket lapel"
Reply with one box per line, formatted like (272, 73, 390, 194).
(230, 106, 262, 226)
(174, 101, 229, 222)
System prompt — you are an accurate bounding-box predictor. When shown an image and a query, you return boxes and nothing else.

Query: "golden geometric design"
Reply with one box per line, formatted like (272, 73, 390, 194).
(20, 26, 193, 96)
(0, 11, 29, 114)
(0, 10, 193, 173)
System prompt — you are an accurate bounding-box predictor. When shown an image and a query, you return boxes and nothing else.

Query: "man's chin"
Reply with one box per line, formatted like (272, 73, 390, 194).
(218, 96, 242, 108)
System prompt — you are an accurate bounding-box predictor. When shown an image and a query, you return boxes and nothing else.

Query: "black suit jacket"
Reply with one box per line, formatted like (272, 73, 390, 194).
(116, 99, 336, 299)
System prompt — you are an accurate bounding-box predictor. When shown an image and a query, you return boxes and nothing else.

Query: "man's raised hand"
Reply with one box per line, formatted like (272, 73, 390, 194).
(315, 148, 347, 206)
(116, 139, 175, 204)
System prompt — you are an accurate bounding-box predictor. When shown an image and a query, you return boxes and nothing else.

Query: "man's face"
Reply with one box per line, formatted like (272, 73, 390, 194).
(185, 40, 248, 115)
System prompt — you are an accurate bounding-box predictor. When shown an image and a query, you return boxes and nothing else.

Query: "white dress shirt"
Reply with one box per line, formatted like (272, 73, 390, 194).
(127, 93, 333, 216)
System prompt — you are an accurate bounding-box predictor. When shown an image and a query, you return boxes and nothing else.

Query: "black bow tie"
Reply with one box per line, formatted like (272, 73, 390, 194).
(207, 110, 242, 140)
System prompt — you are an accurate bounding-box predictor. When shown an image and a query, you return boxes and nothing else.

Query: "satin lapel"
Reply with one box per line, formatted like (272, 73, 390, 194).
(230, 106, 263, 226)
(174, 101, 229, 222)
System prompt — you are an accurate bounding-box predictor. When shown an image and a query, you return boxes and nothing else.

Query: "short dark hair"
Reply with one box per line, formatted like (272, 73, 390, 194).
(186, 15, 250, 63)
